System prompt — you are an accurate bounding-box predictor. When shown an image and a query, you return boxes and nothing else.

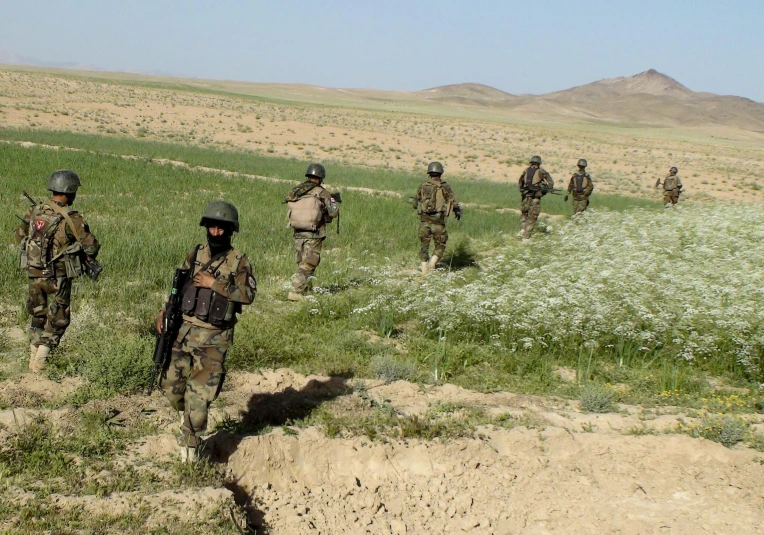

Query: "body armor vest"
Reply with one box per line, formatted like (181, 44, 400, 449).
(181, 246, 242, 328)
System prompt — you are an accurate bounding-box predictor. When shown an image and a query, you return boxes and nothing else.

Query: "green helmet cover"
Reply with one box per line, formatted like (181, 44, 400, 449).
(427, 161, 444, 175)
(200, 200, 240, 232)
(47, 169, 81, 194)
(305, 163, 326, 180)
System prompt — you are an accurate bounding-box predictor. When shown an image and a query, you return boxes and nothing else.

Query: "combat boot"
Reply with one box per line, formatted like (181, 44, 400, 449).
(287, 291, 303, 302)
(420, 261, 429, 275)
(180, 445, 197, 463)
(428, 255, 440, 271)
(29, 345, 50, 372)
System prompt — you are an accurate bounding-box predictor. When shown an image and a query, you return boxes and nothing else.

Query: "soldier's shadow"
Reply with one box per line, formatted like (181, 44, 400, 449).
(207, 374, 351, 463)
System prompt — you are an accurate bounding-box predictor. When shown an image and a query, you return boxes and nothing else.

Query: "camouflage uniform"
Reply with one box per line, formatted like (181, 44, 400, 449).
(518, 166, 554, 238)
(285, 180, 339, 294)
(567, 171, 594, 215)
(159, 243, 256, 448)
(662, 173, 683, 206)
(14, 200, 99, 349)
(414, 177, 458, 262)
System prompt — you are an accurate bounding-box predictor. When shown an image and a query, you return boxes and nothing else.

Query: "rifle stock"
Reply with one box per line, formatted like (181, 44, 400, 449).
(147, 267, 191, 395)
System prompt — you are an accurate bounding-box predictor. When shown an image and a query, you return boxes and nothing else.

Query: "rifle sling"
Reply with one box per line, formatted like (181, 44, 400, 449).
(48, 202, 84, 243)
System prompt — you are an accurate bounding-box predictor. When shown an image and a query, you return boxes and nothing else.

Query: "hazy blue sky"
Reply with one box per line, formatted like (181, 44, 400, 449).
(1, 1, 761, 100)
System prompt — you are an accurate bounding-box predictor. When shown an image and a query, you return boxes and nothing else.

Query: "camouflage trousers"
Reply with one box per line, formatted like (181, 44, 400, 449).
(571, 197, 590, 215)
(520, 196, 541, 237)
(663, 191, 680, 206)
(25, 276, 72, 348)
(159, 322, 232, 447)
(291, 237, 324, 294)
(418, 219, 448, 261)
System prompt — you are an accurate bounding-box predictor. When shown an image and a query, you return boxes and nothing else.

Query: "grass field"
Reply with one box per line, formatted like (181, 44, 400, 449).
(0, 131, 759, 409)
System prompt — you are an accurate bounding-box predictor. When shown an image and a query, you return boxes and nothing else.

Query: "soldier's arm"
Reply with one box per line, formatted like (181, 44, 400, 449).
(567, 176, 574, 193)
(676, 177, 683, 189)
(210, 255, 256, 305)
(543, 170, 554, 189)
(67, 213, 100, 258)
(584, 176, 594, 195)
(13, 206, 33, 244)
(319, 189, 339, 221)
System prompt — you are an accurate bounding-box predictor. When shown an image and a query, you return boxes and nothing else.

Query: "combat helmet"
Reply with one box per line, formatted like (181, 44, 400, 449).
(669, 166, 678, 174)
(200, 200, 239, 232)
(577, 159, 588, 168)
(530, 155, 542, 165)
(47, 170, 81, 194)
(427, 161, 444, 176)
(305, 163, 326, 181)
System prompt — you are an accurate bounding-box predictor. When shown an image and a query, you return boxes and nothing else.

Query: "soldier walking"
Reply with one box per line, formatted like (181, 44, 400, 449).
(156, 201, 256, 462)
(14, 170, 100, 372)
(656, 167, 683, 207)
(566, 159, 594, 217)
(414, 162, 461, 274)
(518, 155, 554, 239)
(284, 163, 340, 301)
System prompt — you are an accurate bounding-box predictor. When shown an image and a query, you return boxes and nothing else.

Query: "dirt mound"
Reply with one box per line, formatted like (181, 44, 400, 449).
(222, 425, 764, 534)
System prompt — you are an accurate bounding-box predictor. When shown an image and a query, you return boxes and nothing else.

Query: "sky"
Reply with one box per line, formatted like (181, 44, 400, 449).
(0, 1, 761, 101)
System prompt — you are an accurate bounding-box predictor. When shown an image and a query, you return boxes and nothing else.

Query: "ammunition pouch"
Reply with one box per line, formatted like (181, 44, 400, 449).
(181, 283, 235, 327)
(62, 243, 84, 279)
(17, 237, 28, 270)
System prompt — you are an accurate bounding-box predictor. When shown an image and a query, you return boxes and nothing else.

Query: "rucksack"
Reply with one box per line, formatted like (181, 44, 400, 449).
(418, 181, 449, 215)
(24, 205, 65, 270)
(287, 188, 324, 231)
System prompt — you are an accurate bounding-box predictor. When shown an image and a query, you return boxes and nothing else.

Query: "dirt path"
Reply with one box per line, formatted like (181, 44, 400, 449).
(3, 368, 762, 534)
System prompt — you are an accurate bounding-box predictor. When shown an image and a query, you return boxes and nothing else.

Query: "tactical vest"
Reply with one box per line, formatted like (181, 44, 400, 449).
(664, 176, 678, 191)
(287, 187, 324, 231)
(181, 245, 243, 328)
(417, 180, 449, 216)
(523, 168, 538, 190)
(573, 173, 587, 194)
(20, 203, 83, 278)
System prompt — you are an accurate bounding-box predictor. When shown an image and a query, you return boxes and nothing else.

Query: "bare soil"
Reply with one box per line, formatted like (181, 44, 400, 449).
(3, 368, 763, 534)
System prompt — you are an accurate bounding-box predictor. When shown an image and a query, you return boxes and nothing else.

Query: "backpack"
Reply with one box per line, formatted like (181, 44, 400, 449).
(23, 205, 65, 270)
(287, 188, 324, 231)
(417, 181, 449, 216)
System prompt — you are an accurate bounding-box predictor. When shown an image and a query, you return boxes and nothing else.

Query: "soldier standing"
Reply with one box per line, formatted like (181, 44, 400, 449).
(566, 159, 594, 217)
(156, 201, 256, 462)
(284, 163, 340, 301)
(14, 170, 100, 372)
(656, 167, 683, 207)
(518, 155, 554, 239)
(414, 162, 461, 274)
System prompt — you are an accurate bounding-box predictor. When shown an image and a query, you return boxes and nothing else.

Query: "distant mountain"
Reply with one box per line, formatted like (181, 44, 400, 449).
(546, 69, 695, 100)
(0, 49, 103, 72)
(418, 83, 517, 106)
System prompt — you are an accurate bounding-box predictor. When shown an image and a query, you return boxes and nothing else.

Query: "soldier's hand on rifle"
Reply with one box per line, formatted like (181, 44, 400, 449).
(564, 195, 569, 202)
(155, 310, 165, 334)
(193, 272, 216, 289)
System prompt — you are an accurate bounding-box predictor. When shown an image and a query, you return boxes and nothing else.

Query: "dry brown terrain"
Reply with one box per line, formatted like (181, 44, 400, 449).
(1, 66, 764, 202)
(2, 364, 764, 534)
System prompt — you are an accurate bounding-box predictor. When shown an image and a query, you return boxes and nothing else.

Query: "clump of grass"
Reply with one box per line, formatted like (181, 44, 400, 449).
(369, 355, 417, 383)
(691, 415, 749, 448)
(580, 384, 616, 413)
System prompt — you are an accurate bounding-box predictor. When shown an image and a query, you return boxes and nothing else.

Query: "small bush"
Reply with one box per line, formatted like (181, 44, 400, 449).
(580, 384, 616, 413)
(694, 415, 749, 448)
(370, 355, 416, 383)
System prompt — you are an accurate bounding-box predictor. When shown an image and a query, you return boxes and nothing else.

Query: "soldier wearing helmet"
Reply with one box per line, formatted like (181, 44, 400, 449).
(283, 163, 340, 300)
(656, 166, 683, 207)
(14, 170, 100, 372)
(414, 162, 461, 274)
(517, 156, 554, 239)
(155, 200, 256, 462)
(566, 159, 594, 217)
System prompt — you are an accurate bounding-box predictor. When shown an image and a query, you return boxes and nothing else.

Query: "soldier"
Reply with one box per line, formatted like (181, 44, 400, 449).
(14, 170, 100, 372)
(656, 166, 683, 207)
(156, 201, 256, 462)
(414, 161, 462, 274)
(518, 155, 554, 239)
(566, 159, 594, 217)
(284, 163, 340, 301)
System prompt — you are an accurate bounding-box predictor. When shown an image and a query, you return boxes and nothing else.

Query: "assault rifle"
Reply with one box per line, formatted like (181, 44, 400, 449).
(147, 268, 191, 395)
(21, 190, 104, 280)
